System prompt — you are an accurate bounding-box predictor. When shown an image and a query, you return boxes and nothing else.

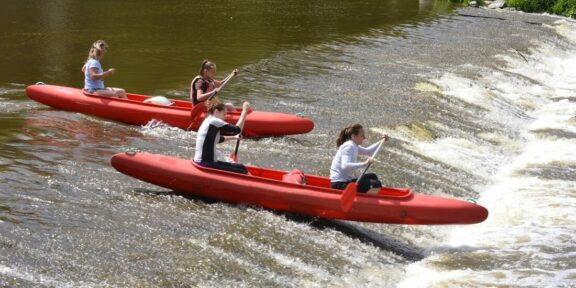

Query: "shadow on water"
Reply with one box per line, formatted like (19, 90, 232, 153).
(285, 215, 426, 261)
(132, 188, 426, 261)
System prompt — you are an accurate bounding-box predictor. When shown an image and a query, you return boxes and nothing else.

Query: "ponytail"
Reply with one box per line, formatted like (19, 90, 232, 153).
(336, 124, 363, 147)
(199, 60, 216, 77)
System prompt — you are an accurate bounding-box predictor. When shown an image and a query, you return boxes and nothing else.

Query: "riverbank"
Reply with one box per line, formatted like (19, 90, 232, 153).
(508, 0, 576, 18)
(455, 0, 576, 18)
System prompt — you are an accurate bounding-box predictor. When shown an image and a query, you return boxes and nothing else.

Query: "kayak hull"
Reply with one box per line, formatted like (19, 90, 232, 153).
(26, 85, 314, 137)
(111, 152, 488, 225)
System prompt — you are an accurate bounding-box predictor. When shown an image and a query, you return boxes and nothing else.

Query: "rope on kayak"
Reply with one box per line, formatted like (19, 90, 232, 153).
(124, 147, 140, 155)
(295, 112, 306, 117)
(35, 81, 46, 85)
(466, 198, 477, 205)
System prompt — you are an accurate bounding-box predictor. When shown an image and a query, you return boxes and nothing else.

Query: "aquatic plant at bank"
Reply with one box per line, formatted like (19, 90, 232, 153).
(551, 0, 576, 17)
(506, 0, 576, 17)
(450, 0, 575, 18)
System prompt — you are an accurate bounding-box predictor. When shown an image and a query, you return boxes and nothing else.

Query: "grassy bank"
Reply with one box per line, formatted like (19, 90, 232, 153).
(508, 0, 576, 18)
(451, 0, 576, 18)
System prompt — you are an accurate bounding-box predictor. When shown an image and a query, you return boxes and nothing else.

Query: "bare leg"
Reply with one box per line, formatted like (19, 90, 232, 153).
(367, 187, 381, 195)
(94, 89, 115, 97)
(110, 87, 127, 99)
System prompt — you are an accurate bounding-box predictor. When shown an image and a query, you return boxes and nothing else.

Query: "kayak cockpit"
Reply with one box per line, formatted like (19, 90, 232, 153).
(83, 90, 193, 109)
(192, 162, 413, 199)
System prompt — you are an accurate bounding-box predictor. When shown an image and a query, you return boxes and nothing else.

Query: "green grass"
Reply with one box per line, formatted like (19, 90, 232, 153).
(507, 0, 555, 12)
(507, 0, 576, 17)
(552, 0, 576, 17)
(449, 0, 575, 18)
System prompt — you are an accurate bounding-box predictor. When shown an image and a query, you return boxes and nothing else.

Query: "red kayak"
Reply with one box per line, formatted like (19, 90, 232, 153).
(26, 84, 314, 137)
(111, 152, 488, 225)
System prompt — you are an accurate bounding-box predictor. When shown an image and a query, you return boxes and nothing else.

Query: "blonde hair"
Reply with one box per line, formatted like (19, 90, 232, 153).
(86, 40, 108, 61)
(199, 60, 216, 77)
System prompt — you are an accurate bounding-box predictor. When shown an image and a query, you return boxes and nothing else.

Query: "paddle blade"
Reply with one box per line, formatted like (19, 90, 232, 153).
(340, 183, 357, 213)
(229, 152, 239, 163)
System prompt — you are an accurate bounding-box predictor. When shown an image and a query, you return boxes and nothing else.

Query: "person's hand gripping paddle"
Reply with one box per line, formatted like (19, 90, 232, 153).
(230, 101, 251, 162)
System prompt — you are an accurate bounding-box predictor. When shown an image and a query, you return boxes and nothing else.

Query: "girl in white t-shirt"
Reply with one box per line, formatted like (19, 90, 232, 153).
(81, 40, 126, 98)
(330, 124, 389, 193)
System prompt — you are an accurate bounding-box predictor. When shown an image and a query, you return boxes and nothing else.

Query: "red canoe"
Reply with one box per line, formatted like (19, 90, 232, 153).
(111, 152, 488, 225)
(26, 84, 314, 137)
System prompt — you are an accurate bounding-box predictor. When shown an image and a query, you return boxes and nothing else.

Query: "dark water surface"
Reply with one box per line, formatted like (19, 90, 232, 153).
(0, 0, 445, 92)
(2, 1, 575, 287)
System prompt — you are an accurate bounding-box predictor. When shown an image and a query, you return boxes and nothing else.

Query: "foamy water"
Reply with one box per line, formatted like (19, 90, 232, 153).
(399, 19, 576, 287)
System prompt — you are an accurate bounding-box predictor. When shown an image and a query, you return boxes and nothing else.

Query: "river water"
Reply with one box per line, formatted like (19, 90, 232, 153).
(1, 1, 575, 287)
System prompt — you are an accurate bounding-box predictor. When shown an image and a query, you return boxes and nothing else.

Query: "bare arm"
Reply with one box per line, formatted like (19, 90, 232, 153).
(89, 67, 115, 81)
(235, 101, 250, 130)
(214, 69, 238, 88)
(222, 135, 240, 141)
(196, 88, 219, 102)
(196, 69, 238, 101)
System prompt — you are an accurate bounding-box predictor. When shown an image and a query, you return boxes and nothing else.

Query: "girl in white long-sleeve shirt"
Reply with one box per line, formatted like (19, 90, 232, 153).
(330, 124, 388, 193)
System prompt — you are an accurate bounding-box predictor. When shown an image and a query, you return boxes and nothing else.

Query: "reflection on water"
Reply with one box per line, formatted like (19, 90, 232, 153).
(1, 0, 449, 93)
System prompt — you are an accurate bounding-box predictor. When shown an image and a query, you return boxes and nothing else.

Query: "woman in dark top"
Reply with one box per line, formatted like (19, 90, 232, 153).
(190, 60, 237, 112)
(193, 100, 250, 174)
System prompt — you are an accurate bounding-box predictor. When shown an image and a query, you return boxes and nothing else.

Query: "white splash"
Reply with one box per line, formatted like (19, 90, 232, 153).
(400, 19, 576, 288)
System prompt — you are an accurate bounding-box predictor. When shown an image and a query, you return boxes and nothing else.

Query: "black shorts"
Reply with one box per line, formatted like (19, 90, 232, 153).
(201, 161, 248, 175)
(330, 173, 381, 193)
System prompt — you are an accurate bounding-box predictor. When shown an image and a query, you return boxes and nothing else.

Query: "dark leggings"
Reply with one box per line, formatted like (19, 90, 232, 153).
(204, 161, 248, 174)
(330, 173, 381, 193)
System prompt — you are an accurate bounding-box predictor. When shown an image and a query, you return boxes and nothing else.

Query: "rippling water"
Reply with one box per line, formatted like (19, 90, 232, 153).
(1, 1, 575, 287)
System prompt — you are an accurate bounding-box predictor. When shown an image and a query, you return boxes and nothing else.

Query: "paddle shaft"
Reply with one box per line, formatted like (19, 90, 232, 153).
(233, 135, 241, 156)
(356, 139, 385, 184)
(230, 125, 244, 162)
(208, 72, 235, 101)
(230, 103, 250, 162)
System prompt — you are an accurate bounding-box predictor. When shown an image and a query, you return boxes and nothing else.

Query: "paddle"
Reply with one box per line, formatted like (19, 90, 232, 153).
(230, 136, 242, 163)
(230, 102, 250, 163)
(208, 71, 236, 101)
(190, 70, 237, 125)
(356, 136, 387, 184)
(340, 136, 388, 212)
